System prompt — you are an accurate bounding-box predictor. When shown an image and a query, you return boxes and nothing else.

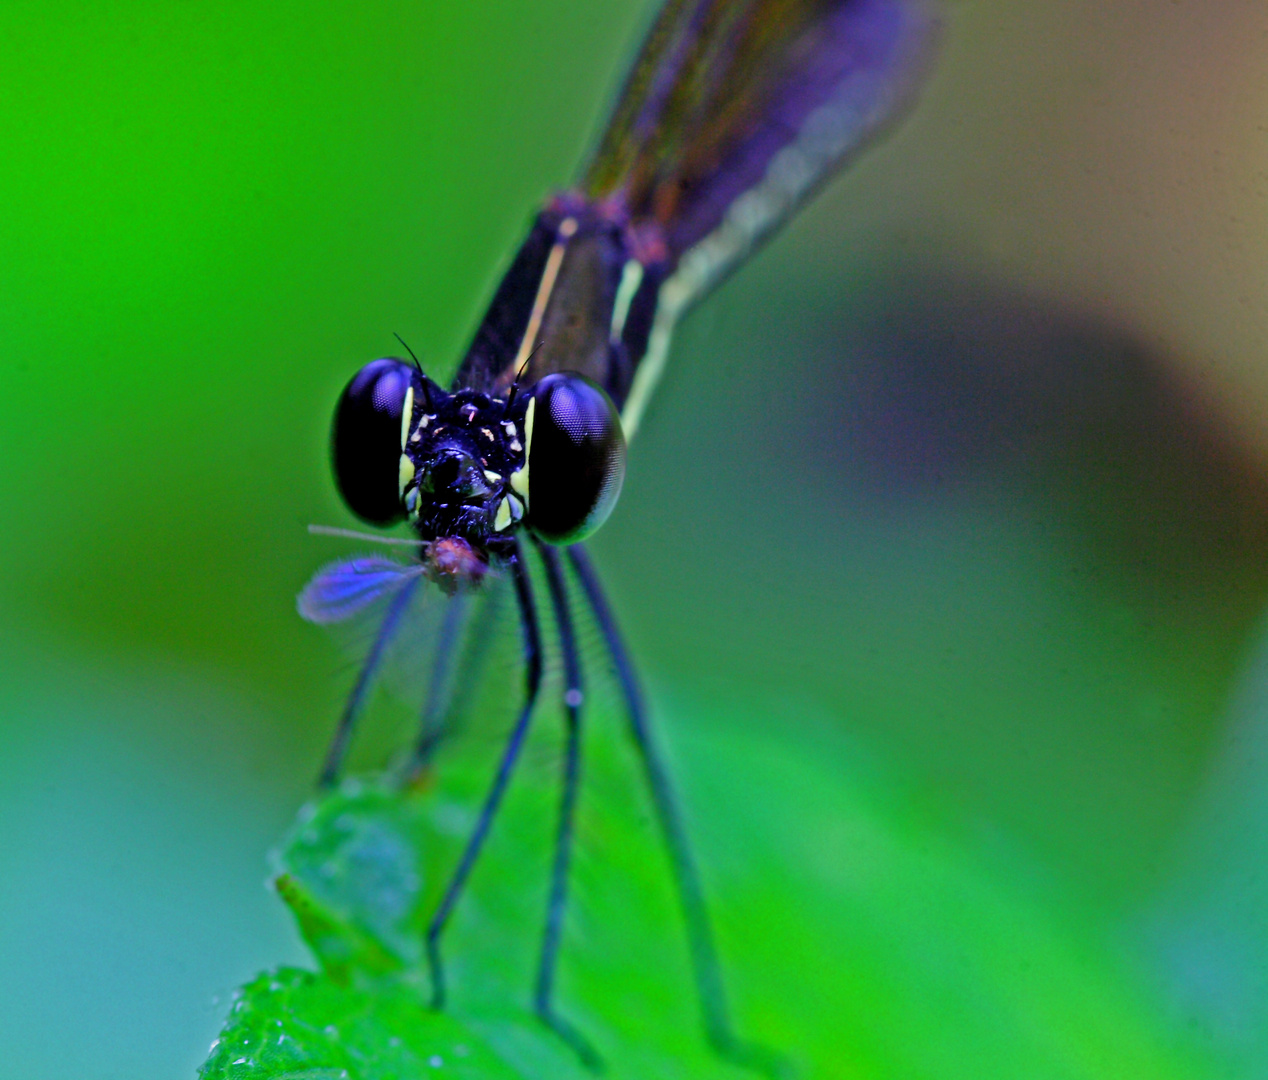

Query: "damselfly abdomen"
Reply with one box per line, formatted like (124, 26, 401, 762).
(301, 0, 940, 1070)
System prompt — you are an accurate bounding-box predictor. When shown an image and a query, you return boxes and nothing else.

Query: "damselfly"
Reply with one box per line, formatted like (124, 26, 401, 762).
(300, 0, 939, 1071)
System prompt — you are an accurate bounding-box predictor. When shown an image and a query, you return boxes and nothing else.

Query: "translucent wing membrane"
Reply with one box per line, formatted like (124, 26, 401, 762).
(585, 0, 939, 269)
(300, 552, 519, 777)
(297, 557, 425, 625)
(379, 570, 517, 749)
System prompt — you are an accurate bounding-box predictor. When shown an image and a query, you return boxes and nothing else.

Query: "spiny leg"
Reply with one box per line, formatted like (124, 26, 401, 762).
(567, 545, 785, 1078)
(427, 539, 543, 1011)
(535, 541, 602, 1071)
(319, 575, 421, 787)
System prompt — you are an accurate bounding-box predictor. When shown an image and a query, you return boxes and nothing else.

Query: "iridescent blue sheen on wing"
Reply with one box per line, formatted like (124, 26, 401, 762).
(297, 557, 424, 625)
(585, 0, 939, 263)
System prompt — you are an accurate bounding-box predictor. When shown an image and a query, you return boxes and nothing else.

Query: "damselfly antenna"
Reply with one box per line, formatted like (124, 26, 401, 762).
(393, 332, 424, 375)
(308, 524, 427, 547)
(506, 340, 544, 407)
(394, 332, 437, 408)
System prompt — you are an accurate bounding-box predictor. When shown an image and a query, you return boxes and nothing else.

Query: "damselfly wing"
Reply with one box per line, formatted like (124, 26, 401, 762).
(301, 0, 940, 1070)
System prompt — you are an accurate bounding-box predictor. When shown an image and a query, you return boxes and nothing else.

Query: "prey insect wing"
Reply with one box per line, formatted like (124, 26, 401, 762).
(298, 556, 424, 625)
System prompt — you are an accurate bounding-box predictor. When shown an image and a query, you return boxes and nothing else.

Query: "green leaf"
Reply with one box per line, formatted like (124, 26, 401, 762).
(200, 695, 1221, 1079)
(273, 784, 436, 982)
(200, 967, 523, 1080)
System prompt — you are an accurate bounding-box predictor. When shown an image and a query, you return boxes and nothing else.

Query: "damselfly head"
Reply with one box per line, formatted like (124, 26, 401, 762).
(330, 355, 627, 571)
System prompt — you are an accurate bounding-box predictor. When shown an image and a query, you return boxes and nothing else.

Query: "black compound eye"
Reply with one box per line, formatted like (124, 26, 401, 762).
(331, 358, 416, 525)
(525, 372, 626, 545)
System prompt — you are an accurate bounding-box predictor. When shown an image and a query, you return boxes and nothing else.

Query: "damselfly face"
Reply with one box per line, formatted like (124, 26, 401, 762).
(330, 356, 627, 583)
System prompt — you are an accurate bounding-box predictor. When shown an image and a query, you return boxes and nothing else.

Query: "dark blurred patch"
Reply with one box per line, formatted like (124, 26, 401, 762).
(795, 267, 1268, 609)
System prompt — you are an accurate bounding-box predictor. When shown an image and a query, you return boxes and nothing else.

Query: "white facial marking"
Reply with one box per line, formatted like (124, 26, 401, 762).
(483, 469, 502, 484)
(493, 498, 512, 532)
(523, 397, 535, 452)
(509, 396, 534, 503)
(400, 386, 415, 450)
(398, 453, 415, 496)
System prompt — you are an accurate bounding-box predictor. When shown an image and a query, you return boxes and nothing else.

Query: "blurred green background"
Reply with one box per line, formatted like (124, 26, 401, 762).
(4, 1, 1268, 1077)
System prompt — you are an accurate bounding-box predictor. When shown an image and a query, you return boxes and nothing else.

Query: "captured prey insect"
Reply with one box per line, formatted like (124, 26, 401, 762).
(299, 0, 939, 1071)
